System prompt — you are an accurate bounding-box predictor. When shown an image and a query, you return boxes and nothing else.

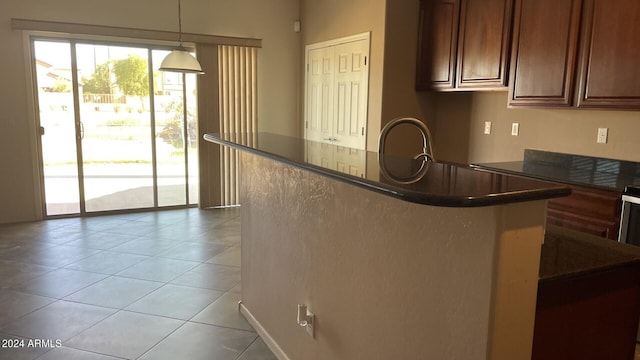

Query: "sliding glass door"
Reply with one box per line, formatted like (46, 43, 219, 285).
(33, 38, 198, 217)
(36, 41, 81, 215)
(75, 44, 155, 212)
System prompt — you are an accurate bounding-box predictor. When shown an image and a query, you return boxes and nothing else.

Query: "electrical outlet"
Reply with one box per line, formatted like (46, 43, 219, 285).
(511, 123, 519, 136)
(597, 128, 608, 144)
(484, 121, 492, 135)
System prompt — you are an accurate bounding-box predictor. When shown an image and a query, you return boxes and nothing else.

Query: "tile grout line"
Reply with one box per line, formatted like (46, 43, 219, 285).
(234, 336, 263, 360)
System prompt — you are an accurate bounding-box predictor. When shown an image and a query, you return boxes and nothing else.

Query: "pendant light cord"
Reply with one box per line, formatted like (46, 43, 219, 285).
(159, 0, 204, 73)
(177, 0, 183, 47)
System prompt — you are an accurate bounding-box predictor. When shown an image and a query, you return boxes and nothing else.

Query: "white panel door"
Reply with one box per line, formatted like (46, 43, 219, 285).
(304, 34, 370, 150)
(305, 47, 334, 143)
(333, 40, 368, 149)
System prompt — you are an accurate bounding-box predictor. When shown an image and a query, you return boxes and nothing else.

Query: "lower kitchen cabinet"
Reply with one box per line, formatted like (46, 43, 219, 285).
(534, 226, 640, 360)
(534, 261, 640, 360)
(546, 184, 621, 240)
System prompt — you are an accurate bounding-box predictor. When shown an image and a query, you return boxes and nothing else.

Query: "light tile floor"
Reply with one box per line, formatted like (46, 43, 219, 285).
(0, 208, 276, 360)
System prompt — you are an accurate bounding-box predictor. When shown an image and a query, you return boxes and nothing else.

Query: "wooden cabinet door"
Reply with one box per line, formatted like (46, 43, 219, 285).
(547, 208, 620, 239)
(416, 0, 460, 90)
(534, 264, 640, 360)
(508, 0, 582, 107)
(456, 0, 513, 89)
(546, 184, 622, 240)
(576, 0, 640, 109)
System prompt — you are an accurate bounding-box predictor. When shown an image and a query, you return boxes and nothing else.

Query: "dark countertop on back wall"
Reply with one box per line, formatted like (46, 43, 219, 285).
(204, 132, 571, 207)
(472, 149, 640, 193)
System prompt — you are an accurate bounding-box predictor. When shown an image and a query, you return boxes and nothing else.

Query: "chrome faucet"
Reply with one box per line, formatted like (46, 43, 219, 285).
(378, 117, 435, 185)
(378, 117, 435, 162)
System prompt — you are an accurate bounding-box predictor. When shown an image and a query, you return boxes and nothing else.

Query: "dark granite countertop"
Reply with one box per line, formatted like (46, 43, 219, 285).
(204, 132, 570, 207)
(473, 149, 640, 193)
(541, 225, 640, 282)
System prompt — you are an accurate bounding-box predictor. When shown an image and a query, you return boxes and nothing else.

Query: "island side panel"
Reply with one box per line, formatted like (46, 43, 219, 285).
(488, 201, 547, 360)
(239, 152, 545, 360)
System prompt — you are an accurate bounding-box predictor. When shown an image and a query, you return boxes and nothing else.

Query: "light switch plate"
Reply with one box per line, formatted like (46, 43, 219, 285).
(484, 121, 492, 135)
(511, 123, 519, 136)
(597, 128, 608, 144)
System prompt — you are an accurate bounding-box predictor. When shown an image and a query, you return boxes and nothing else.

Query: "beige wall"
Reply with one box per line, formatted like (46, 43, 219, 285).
(432, 92, 472, 164)
(434, 91, 640, 164)
(0, 0, 300, 223)
(300, 0, 441, 156)
(300, 0, 386, 151)
(379, 0, 437, 157)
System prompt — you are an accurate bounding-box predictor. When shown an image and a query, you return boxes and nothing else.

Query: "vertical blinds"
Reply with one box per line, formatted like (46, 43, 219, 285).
(218, 45, 258, 206)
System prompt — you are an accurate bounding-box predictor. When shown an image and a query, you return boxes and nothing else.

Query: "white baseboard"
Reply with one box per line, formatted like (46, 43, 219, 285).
(239, 302, 291, 360)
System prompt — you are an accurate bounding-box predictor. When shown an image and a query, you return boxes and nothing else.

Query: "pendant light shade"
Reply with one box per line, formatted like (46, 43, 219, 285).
(159, 0, 204, 74)
(160, 47, 204, 74)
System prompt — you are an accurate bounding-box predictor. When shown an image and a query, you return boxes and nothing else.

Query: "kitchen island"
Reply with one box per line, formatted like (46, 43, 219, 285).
(204, 132, 571, 360)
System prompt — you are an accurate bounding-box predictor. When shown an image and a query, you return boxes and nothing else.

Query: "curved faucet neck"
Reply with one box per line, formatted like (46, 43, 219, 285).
(378, 117, 435, 162)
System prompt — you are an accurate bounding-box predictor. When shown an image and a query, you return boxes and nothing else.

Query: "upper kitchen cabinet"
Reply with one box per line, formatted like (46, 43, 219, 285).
(509, 0, 640, 109)
(456, 0, 513, 90)
(508, 0, 582, 107)
(575, 0, 640, 109)
(416, 0, 460, 90)
(416, 0, 513, 91)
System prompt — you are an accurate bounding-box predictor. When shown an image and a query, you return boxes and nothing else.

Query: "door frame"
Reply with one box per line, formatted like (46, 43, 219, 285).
(304, 32, 371, 150)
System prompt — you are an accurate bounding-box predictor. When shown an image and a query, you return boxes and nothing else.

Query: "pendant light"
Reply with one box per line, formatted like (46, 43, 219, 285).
(159, 0, 204, 74)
